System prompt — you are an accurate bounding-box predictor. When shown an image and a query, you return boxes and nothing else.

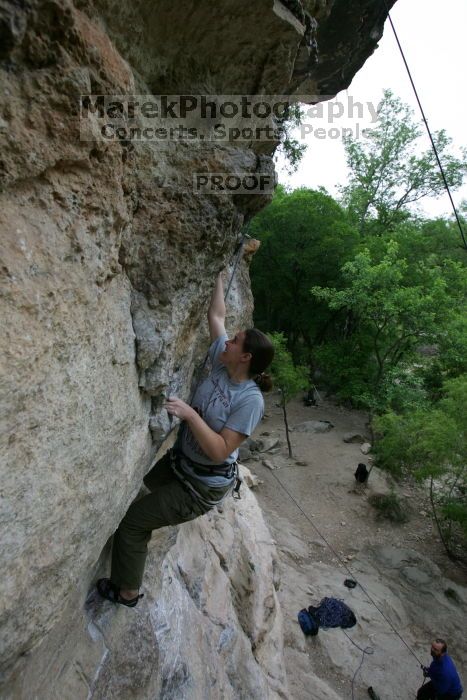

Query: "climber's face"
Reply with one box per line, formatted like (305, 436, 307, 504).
(431, 641, 445, 658)
(221, 331, 251, 368)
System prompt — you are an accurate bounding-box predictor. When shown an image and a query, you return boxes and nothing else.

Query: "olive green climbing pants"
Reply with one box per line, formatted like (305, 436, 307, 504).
(110, 451, 226, 590)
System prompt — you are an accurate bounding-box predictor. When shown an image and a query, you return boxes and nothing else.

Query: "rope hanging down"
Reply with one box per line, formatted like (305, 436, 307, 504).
(381, 0, 467, 250)
(342, 629, 374, 700)
(268, 468, 425, 668)
(165, 230, 250, 430)
(224, 232, 251, 302)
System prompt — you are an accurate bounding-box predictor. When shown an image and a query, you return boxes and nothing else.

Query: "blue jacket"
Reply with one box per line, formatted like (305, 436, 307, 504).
(428, 654, 463, 695)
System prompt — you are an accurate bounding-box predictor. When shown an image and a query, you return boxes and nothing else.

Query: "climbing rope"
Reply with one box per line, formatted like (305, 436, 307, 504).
(186, 230, 251, 405)
(266, 468, 425, 694)
(164, 228, 250, 432)
(341, 629, 374, 700)
(224, 231, 251, 303)
(381, 0, 467, 250)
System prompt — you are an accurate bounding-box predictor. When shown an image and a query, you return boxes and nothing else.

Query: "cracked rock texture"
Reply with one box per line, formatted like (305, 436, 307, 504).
(7, 467, 288, 699)
(0, 0, 395, 695)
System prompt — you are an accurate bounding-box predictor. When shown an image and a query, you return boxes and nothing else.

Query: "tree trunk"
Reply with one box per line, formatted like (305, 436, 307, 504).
(282, 401, 293, 458)
(429, 477, 456, 561)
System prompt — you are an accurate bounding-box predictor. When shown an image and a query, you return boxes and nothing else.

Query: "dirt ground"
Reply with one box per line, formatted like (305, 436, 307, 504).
(246, 392, 467, 700)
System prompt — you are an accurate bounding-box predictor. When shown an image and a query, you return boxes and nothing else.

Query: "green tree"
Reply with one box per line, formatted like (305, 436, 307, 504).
(250, 186, 359, 361)
(269, 332, 308, 457)
(341, 89, 467, 234)
(311, 240, 466, 413)
(249, 91, 467, 413)
(374, 376, 467, 560)
(275, 103, 307, 174)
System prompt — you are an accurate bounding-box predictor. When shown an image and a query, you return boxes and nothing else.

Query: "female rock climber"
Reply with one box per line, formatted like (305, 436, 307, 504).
(97, 271, 274, 606)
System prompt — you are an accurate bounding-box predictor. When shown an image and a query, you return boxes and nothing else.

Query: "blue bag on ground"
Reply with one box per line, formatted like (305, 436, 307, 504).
(309, 597, 357, 629)
(298, 608, 319, 636)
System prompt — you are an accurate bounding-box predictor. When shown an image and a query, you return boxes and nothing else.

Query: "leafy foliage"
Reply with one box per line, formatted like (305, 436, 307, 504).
(368, 491, 409, 523)
(269, 331, 308, 402)
(250, 89, 467, 555)
(269, 332, 308, 457)
(274, 103, 307, 174)
(250, 186, 359, 359)
(374, 376, 467, 558)
(311, 240, 466, 412)
(341, 89, 467, 234)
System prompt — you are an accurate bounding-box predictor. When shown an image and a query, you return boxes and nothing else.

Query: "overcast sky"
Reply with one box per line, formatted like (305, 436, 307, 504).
(277, 0, 467, 218)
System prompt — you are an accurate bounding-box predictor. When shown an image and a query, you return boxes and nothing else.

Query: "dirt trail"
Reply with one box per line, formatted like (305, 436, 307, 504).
(246, 394, 467, 700)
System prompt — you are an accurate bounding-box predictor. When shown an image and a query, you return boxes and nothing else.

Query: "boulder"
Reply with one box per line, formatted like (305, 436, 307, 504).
(239, 445, 253, 461)
(245, 437, 261, 452)
(240, 466, 261, 488)
(294, 420, 334, 433)
(256, 437, 280, 453)
(343, 432, 366, 444)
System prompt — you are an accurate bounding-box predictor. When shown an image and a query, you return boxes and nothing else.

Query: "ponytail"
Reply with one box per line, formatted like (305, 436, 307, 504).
(253, 372, 273, 392)
(243, 328, 275, 393)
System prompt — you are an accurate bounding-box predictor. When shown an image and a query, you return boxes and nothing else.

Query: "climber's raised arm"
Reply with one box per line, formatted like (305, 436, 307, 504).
(207, 272, 226, 342)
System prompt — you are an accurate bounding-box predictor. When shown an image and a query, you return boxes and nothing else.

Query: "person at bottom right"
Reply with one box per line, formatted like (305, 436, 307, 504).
(417, 638, 463, 700)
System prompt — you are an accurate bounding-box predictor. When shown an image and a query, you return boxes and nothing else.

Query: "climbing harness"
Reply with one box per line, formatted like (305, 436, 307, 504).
(232, 472, 243, 499)
(169, 447, 240, 509)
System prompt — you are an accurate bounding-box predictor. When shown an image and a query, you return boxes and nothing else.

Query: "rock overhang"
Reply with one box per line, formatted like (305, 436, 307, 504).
(0, 0, 398, 691)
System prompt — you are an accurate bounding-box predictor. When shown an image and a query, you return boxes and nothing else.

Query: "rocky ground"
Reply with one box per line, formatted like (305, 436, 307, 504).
(242, 393, 467, 700)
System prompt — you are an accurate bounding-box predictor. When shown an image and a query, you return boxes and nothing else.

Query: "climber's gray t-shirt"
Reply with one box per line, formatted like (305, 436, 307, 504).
(179, 333, 264, 469)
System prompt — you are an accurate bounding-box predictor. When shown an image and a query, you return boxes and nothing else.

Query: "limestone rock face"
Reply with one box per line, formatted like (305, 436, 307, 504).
(0, 0, 396, 691)
(7, 468, 288, 699)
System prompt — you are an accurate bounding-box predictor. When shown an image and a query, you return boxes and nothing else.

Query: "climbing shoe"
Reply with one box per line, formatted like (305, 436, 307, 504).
(96, 578, 144, 607)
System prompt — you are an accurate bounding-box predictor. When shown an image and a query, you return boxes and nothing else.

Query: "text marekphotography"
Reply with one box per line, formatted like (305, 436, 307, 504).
(79, 94, 380, 143)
